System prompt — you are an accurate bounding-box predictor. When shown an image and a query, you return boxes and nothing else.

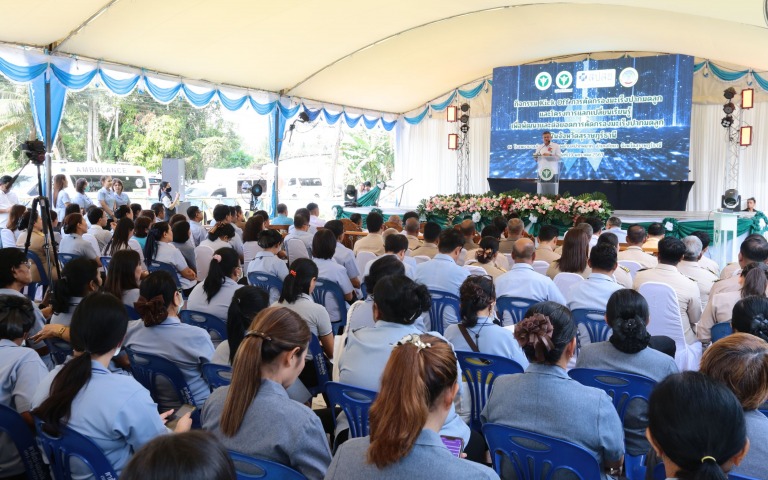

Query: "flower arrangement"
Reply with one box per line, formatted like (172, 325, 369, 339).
(417, 190, 612, 226)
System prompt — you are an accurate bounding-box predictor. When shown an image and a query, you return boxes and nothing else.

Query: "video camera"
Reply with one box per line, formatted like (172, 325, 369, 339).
(21, 139, 46, 166)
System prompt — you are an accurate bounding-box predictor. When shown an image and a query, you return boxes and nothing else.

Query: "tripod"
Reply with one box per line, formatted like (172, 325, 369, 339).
(22, 157, 62, 289)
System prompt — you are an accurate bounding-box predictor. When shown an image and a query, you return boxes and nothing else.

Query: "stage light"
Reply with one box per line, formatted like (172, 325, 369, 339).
(742, 88, 754, 109)
(740, 126, 752, 146)
(724, 87, 737, 100)
(723, 102, 735, 114)
(722, 188, 741, 212)
(459, 114, 469, 124)
(297, 111, 310, 123)
(448, 134, 459, 150)
(460, 103, 470, 112)
(460, 124, 470, 133)
(344, 185, 358, 205)
(446, 106, 458, 122)
(721, 115, 734, 128)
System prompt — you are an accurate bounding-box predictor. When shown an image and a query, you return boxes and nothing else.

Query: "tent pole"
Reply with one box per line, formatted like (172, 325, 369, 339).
(45, 76, 53, 203)
(272, 107, 280, 216)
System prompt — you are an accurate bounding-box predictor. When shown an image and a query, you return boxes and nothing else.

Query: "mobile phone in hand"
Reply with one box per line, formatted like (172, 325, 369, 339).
(440, 435, 464, 457)
(166, 404, 196, 429)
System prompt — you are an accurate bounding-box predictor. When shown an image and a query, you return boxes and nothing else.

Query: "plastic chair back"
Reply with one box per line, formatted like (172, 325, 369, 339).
(457, 351, 524, 431)
(247, 271, 284, 302)
(34, 418, 117, 480)
(124, 347, 197, 409)
(728, 474, 761, 480)
(325, 381, 377, 439)
(228, 451, 305, 480)
(23, 249, 51, 302)
(202, 363, 233, 391)
(571, 309, 611, 346)
(311, 278, 348, 335)
(124, 304, 141, 320)
(553, 272, 584, 298)
(496, 296, 537, 326)
(57, 253, 79, 267)
(482, 423, 602, 480)
(307, 334, 331, 397)
(285, 238, 310, 264)
(0, 405, 49, 480)
(618, 260, 642, 280)
(100, 256, 111, 275)
(145, 259, 184, 289)
(464, 264, 487, 276)
(193, 244, 214, 282)
(179, 309, 228, 344)
(532, 260, 549, 275)
(413, 255, 431, 264)
(759, 408, 768, 418)
(456, 248, 467, 266)
(426, 289, 460, 334)
(711, 321, 733, 342)
(0, 228, 15, 249)
(355, 251, 377, 277)
(44, 339, 73, 366)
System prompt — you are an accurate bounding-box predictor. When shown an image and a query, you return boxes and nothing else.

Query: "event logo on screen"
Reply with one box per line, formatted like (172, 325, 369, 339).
(489, 55, 694, 181)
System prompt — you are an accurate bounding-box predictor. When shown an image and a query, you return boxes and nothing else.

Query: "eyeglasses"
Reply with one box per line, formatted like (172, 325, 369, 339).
(17, 261, 32, 269)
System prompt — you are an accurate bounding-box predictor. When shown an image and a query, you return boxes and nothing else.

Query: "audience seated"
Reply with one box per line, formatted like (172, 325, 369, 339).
(307, 202, 326, 228)
(87, 207, 113, 252)
(200, 222, 238, 254)
(186, 206, 206, 247)
(151, 202, 165, 222)
(353, 212, 385, 256)
(0, 294, 49, 479)
(534, 224, 561, 264)
(246, 229, 289, 303)
(642, 222, 665, 250)
(566, 243, 623, 311)
(404, 217, 422, 250)
(364, 233, 414, 278)
(16, 209, 59, 282)
(5, 204, 26, 242)
(126, 271, 214, 408)
(479, 226, 510, 270)
(646, 372, 749, 479)
(284, 213, 314, 256)
(700, 334, 768, 478)
(171, 220, 196, 272)
(594, 233, 632, 288)
(617, 225, 658, 269)
(202, 307, 332, 478)
(327, 333, 498, 480)
(211, 286, 269, 366)
(460, 219, 479, 251)
(104, 249, 143, 306)
(187, 248, 244, 321)
(272, 203, 294, 226)
(709, 234, 768, 298)
(211, 204, 244, 258)
(60, 213, 102, 267)
(604, 216, 626, 243)
(347, 256, 405, 331)
(481, 302, 624, 478)
(33, 293, 192, 478)
(323, 220, 361, 289)
(732, 295, 768, 341)
(678, 235, 718, 309)
(312, 229, 355, 323)
(585, 217, 604, 248)
(133, 216, 151, 250)
(143, 222, 197, 291)
(241, 215, 265, 267)
(633, 237, 701, 345)
(50, 258, 101, 327)
(691, 230, 720, 277)
(0, 248, 47, 351)
(575, 289, 678, 456)
(473, 236, 506, 278)
(495, 238, 566, 304)
(498, 218, 524, 254)
(546, 228, 591, 279)
(349, 213, 363, 230)
(411, 221, 440, 258)
(104, 218, 146, 268)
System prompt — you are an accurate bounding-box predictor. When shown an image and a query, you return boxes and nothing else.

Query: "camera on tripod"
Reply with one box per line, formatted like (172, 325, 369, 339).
(21, 139, 46, 166)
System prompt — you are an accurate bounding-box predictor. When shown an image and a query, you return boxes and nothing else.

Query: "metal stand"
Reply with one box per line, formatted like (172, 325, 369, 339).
(23, 157, 62, 285)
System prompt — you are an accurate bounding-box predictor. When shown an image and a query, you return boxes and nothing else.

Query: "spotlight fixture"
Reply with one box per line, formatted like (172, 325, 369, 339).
(297, 111, 310, 123)
(740, 126, 753, 146)
(344, 185, 358, 206)
(446, 106, 458, 122)
(723, 87, 737, 100)
(721, 188, 741, 212)
(448, 133, 459, 150)
(459, 114, 469, 124)
(742, 88, 754, 109)
(721, 115, 734, 128)
(723, 102, 735, 115)
(460, 103, 470, 112)
(460, 124, 470, 133)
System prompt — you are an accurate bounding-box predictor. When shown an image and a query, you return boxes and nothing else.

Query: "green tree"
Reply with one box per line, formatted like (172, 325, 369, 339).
(340, 130, 394, 186)
(0, 80, 35, 172)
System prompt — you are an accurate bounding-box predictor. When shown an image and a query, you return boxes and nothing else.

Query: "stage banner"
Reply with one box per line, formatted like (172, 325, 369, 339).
(490, 55, 694, 181)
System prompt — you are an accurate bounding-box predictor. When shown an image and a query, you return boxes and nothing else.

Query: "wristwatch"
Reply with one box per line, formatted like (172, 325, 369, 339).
(56, 326, 67, 338)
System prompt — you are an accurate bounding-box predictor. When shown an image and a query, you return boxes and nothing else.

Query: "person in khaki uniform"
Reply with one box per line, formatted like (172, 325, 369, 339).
(459, 219, 479, 251)
(678, 236, 718, 310)
(709, 235, 768, 298)
(411, 222, 440, 259)
(596, 232, 632, 288)
(534, 225, 561, 264)
(690, 231, 720, 277)
(618, 225, 658, 269)
(403, 218, 422, 251)
(353, 211, 386, 256)
(633, 237, 701, 345)
(641, 223, 665, 250)
(498, 218, 524, 254)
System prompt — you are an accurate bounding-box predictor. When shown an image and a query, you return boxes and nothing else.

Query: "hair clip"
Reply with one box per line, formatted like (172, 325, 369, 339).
(245, 330, 272, 341)
(395, 333, 431, 350)
(290, 270, 297, 276)
(212, 254, 222, 262)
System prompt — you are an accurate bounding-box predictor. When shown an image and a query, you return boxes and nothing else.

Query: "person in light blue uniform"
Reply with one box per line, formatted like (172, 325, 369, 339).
(481, 301, 625, 480)
(347, 256, 405, 331)
(494, 238, 566, 305)
(72, 178, 93, 213)
(143, 222, 197, 291)
(210, 286, 269, 366)
(97, 175, 117, 220)
(413, 228, 470, 328)
(284, 213, 314, 256)
(112, 178, 131, 208)
(0, 294, 49, 479)
(202, 306, 331, 479)
(246, 229, 289, 304)
(567, 243, 624, 312)
(271, 203, 294, 226)
(50, 257, 102, 328)
(186, 206, 207, 247)
(312, 229, 355, 323)
(31, 293, 192, 480)
(327, 332, 498, 480)
(324, 220, 361, 289)
(125, 271, 214, 409)
(338, 275, 477, 459)
(575, 289, 677, 457)
(59, 213, 101, 264)
(187, 247, 243, 323)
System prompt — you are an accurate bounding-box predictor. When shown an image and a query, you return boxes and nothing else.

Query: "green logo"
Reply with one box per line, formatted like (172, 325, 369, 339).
(556, 71, 572, 89)
(540, 168, 554, 181)
(535, 72, 552, 91)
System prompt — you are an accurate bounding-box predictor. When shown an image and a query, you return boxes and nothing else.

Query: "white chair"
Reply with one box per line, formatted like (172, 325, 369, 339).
(194, 245, 214, 282)
(285, 238, 310, 264)
(618, 260, 642, 280)
(413, 255, 431, 264)
(82, 233, 102, 258)
(503, 253, 512, 266)
(532, 260, 549, 275)
(403, 255, 418, 269)
(553, 272, 584, 298)
(355, 251, 378, 277)
(638, 281, 702, 371)
(464, 265, 486, 276)
(0, 228, 15, 248)
(456, 248, 467, 266)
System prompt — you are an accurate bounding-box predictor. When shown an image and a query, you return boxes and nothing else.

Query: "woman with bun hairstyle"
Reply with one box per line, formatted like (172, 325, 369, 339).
(326, 334, 499, 479)
(124, 271, 214, 409)
(201, 306, 331, 479)
(50, 257, 102, 328)
(200, 222, 237, 252)
(482, 301, 624, 479)
(700, 334, 768, 478)
(187, 247, 243, 323)
(474, 236, 506, 278)
(575, 289, 678, 457)
(32, 293, 192, 479)
(347, 255, 405, 331)
(245, 229, 288, 304)
(647, 372, 750, 480)
(731, 295, 768, 342)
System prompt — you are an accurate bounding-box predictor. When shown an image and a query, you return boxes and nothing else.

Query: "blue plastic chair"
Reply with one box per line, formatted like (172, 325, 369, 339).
(571, 309, 611, 347)
(124, 304, 141, 320)
(57, 253, 79, 267)
(760, 408, 768, 418)
(325, 381, 377, 439)
(711, 322, 733, 342)
(496, 296, 536, 326)
(568, 368, 657, 480)
(426, 289, 460, 334)
(179, 310, 228, 343)
(34, 418, 117, 480)
(44, 339, 73, 366)
(202, 363, 233, 391)
(307, 334, 331, 398)
(729, 474, 761, 480)
(100, 256, 111, 275)
(311, 278, 348, 335)
(0, 405, 49, 480)
(247, 271, 284, 300)
(124, 347, 198, 410)
(482, 423, 602, 480)
(22, 249, 51, 302)
(456, 351, 524, 432)
(228, 451, 305, 480)
(146, 259, 185, 294)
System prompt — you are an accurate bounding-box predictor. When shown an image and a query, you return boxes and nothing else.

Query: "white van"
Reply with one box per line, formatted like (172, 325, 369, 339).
(280, 176, 325, 199)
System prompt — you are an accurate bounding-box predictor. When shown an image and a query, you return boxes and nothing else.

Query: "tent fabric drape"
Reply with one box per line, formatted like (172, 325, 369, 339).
(28, 72, 67, 150)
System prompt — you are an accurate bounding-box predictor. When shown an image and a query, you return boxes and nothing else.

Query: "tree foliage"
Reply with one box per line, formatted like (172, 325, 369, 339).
(340, 130, 394, 186)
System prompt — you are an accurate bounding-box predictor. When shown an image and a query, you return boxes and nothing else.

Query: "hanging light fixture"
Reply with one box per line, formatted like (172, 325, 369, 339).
(741, 88, 754, 109)
(446, 106, 458, 122)
(740, 126, 753, 146)
(448, 134, 459, 150)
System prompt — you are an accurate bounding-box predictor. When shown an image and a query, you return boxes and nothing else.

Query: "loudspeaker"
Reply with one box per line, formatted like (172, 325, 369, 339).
(162, 158, 186, 201)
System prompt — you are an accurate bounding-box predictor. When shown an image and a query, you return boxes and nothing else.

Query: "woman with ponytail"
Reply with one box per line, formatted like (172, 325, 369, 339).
(32, 293, 192, 478)
(327, 334, 498, 479)
(699, 262, 768, 344)
(474, 236, 506, 278)
(50, 257, 101, 327)
(201, 306, 331, 479)
(210, 286, 269, 365)
(732, 295, 768, 342)
(246, 229, 288, 303)
(124, 271, 214, 409)
(200, 222, 236, 252)
(187, 247, 243, 321)
(575, 289, 678, 457)
(482, 301, 624, 479)
(647, 372, 750, 480)
(104, 217, 146, 269)
(143, 221, 196, 292)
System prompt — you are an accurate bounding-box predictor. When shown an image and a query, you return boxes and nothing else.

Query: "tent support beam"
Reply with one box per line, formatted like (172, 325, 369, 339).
(51, 0, 123, 53)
